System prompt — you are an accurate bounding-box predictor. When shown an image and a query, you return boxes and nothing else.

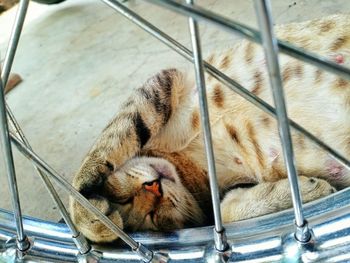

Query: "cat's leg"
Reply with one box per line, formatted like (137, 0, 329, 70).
(73, 69, 189, 193)
(71, 69, 194, 241)
(221, 176, 335, 223)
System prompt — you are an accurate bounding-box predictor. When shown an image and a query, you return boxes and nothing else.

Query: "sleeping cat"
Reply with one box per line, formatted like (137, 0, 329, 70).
(70, 14, 350, 243)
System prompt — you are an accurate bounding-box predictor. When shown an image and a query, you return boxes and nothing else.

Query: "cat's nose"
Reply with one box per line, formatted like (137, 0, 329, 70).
(143, 180, 162, 197)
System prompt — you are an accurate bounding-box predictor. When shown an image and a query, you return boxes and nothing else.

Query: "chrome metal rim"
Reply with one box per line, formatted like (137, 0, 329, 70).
(1, 187, 350, 262)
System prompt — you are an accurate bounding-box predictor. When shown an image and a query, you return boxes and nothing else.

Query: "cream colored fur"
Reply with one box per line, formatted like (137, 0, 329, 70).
(70, 14, 349, 243)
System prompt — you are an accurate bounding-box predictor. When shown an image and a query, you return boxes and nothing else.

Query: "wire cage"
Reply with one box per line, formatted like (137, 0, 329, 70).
(1, 0, 350, 262)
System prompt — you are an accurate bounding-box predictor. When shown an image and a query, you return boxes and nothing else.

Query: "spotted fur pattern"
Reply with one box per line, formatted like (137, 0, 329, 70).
(70, 14, 350, 243)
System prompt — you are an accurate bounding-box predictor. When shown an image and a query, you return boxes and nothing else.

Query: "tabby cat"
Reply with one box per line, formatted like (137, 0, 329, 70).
(70, 14, 350, 243)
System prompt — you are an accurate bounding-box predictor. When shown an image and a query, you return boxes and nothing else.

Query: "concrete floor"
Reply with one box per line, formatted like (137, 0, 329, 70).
(0, 0, 349, 222)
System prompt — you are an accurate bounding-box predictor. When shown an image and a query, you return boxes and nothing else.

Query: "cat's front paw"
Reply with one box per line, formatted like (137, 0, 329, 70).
(71, 196, 123, 243)
(220, 176, 336, 223)
(298, 176, 336, 203)
(267, 176, 335, 209)
(73, 157, 115, 198)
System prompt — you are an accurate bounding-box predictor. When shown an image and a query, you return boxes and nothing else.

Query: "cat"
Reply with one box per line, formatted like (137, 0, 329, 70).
(70, 14, 350, 243)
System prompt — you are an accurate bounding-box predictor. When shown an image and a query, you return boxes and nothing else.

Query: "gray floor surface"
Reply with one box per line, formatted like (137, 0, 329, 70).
(0, 0, 349, 222)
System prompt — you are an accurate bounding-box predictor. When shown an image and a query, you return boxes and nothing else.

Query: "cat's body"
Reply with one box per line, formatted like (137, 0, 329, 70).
(70, 14, 350, 243)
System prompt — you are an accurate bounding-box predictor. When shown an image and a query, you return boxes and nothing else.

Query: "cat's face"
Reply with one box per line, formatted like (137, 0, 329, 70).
(104, 156, 206, 231)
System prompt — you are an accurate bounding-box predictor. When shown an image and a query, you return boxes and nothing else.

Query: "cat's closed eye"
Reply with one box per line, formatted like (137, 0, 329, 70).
(71, 14, 350, 244)
(116, 196, 134, 205)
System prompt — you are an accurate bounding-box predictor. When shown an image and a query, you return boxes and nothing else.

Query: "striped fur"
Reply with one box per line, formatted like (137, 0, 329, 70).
(71, 14, 350, 243)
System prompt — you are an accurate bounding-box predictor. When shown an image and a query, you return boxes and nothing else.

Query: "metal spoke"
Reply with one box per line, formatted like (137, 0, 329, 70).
(0, 0, 348, 261)
(9, 134, 153, 262)
(102, 0, 350, 170)
(186, 0, 227, 252)
(7, 106, 91, 254)
(146, 0, 350, 81)
(0, 0, 91, 254)
(0, 1, 31, 250)
(0, 73, 29, 252)
(254, 0, 310, 242)
(1, 0, 29, 87)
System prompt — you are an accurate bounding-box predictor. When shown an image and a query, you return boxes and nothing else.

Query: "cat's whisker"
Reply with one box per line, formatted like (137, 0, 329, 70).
(71, 14, 350, 243)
